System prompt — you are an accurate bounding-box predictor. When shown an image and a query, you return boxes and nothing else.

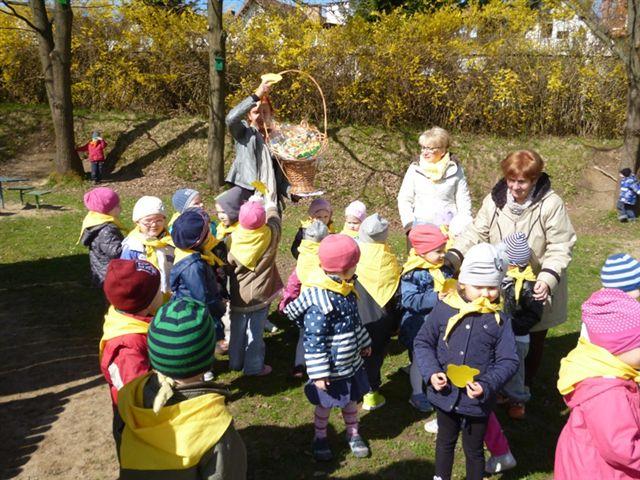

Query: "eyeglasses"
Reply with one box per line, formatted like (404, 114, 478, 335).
(420, 145, 443, 152)
(139, 218, 165, 227)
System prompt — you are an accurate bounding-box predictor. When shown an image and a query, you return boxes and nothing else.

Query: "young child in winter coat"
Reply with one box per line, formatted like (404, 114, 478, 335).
(279, 220, 330, 378)
(400, 224, 453, 412)
(115, 297, 247, 480)
(341, 200, 367, 238)
(283, 234, 372, 462)
(414, 243, 518, 480)
(290, 197, 334, 259)
(555, 286, 640, 480)
(100, 259, 163, 443)
(121, 196, 174, 298)
(355, 213, 402, 411)
(227, 196, 283, 376)
(77, 131, 108, 184)
(617, 168, 640, 222)
(214, 186, 251, 243)
(168, 188, 203, 229)
(79, 187, 124, 287)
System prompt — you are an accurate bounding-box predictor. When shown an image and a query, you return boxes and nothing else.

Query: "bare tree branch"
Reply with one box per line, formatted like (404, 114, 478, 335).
(0, 24, 35, 31)
(0, 0, 43, 35)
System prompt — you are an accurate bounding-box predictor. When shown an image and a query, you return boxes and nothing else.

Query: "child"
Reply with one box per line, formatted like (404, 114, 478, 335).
(414, 243, 518, 480)
(555, 288, 640, 479)
(283, 234, 372, 461)
(121, 196, 174, 298)
(77, 131, 108, 184)
(79, 187, 124, 287)
(227, 196, 283, 376)
(170, 208, 227, 350)
(279, 220, 329, 378)
(400, 224, 452, 412)
(355, 213, 402, 411)
(115, 297, 247, 479)
(214, 187, 250, 242)
(291, 197, 334, 258)
(168, 188, 203, 229)
(341, 200, 367, 238)
(100, 259, 163, 407)
(617, 168, 640, 222)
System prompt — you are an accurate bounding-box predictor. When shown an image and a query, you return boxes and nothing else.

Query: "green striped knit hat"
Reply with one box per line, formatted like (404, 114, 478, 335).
(147, 298, 215, 379)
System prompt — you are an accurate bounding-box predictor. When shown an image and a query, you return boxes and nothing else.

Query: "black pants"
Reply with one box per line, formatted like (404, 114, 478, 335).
(363, 315, 394, 391)
(525, 329, 548, 387)
(435, 408, 488, 480)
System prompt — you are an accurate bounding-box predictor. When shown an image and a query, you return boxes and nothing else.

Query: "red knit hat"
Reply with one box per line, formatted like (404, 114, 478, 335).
(103, 259, 161, 313)
(318, 234, 360, 273)
(409, 224, 448, 255)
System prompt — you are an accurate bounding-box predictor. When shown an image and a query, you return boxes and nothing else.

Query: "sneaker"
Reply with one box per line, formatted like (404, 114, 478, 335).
(291, 365, 306, 379)
(409, 393, 433, 413)
(203, 371, 215, 381)
(508, 402, 526, 420)
(256, 364, 272, 376)
(312, 437, 333, 461)
(424, 417, 438, 434)
(485, 451, 517, 474)
(347, 434, 370, 458)
(362, 391, 386, 411)
(264, 319, 278, 333)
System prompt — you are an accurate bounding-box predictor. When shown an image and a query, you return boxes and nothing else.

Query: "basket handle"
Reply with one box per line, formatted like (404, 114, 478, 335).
(276, 69, 328, 140)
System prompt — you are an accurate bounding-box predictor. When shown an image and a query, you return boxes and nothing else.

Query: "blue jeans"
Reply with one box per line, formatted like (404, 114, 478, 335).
(617, 201, 636, 220)
(229, 307, 269, 375)
(502, 339, 531, 403)
(91, 161, 104, 182)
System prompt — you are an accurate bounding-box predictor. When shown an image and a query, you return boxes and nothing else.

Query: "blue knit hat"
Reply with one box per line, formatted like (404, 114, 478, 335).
(172, 188, 200, 214)
(601, 253, 640, 292)
(503, 232, 532, 267)
(172, 208, 210, 250)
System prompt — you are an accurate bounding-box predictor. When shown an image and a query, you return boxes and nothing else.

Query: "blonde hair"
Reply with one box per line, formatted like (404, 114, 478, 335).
(419, 127, 451, 150)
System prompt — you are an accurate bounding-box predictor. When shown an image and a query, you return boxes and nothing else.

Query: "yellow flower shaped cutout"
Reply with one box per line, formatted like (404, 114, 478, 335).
(261, 73, 283, 85)
(446, 364, 480, 388)
(251, 180, 269, 196)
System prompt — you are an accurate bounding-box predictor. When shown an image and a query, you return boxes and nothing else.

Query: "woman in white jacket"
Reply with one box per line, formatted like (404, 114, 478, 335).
(397, 127, 472, 232)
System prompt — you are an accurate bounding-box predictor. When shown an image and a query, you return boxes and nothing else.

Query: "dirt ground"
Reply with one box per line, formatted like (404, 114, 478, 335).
(0, 138, 634, 480)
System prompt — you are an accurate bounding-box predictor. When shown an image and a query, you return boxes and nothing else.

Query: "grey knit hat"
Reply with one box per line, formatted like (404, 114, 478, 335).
(358, 213, 389, 244)
(459, 243, 509, 287)
(304, 220, 329, 242)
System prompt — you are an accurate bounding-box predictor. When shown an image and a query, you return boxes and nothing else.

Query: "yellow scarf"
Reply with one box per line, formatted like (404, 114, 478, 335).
(300, 218, 336, 234)
(127, 227, 174, 269)
(506, 265, 537, 302)
(340, 226, 359, 238)
(99, 306, 150, 359)
(215, 222, 237, 241)
(174, 235, 224, 267)
(557, 337, 640, 395)
(117, 372, 232, 470)
(78, 211, 125, 243)
(442, 290, 502, 341)
(420, 152, 451, 182)
(167, 211, 181, 229)
(402, 249, 447, 292)
(296, 239, 322, 285)
(356, 243, 401, 308)
(303, 268, 357, 297)
(229, 224, 272, 271)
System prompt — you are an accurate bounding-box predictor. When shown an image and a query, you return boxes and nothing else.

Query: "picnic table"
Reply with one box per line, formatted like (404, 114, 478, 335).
(0, 176, 28, 208)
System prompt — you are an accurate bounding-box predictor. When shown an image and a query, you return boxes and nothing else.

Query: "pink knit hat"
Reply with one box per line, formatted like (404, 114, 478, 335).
(582, 288, 640, 355)
(345, 200, 367, 222)
(408, 224, 448, 255)
(318, 234, 360, 273)
(83, 187, 120, 214)
(309, 198, 332, 217)
(239, 201, 266, 230)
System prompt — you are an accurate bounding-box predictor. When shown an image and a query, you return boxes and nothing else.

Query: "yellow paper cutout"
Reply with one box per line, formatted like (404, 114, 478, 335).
(261, 73, 283, 84)
(441, 278, 457, 295)
(446, 364, 480, 388)
(251, 180, 268, 196)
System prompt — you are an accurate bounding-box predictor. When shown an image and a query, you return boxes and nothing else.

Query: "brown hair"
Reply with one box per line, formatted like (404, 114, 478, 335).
(500, 150, 544, 181)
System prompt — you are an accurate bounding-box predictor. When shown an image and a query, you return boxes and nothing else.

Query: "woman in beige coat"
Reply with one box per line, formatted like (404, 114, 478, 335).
(447, 149, 577, 390)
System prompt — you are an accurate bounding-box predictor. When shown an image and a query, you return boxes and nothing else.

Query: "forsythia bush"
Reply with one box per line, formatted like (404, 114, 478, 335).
(0, 0, 627, 136)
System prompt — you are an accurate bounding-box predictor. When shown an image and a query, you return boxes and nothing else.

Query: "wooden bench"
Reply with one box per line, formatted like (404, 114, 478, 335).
(24, 189, 52, 209)
(5, 185, 35, 205)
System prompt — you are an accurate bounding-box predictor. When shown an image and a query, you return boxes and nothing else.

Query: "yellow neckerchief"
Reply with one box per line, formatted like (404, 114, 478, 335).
(506, 264, 537, 302)
(99, 306, 150, 360)
(300, 218, 336, 234)
(303, 268, 357, 297)
(341, 226, 359, 238)
(442, 290, 502, 341)
(557, 337, 640, 396)
(439, 224, 455, 251)
(215, 222, 237, 241)
(174, 235, 224, 267)
(167, 211, 181, 229)
(78, 211, 125, 243)
(117, 372, 232, 470)
(419, 152, 451, 182)
(402, 249, 447, 292)
(229, 224, 272, 271)
(296, 239, 322, 285)
(356, 242, 401, 308)
(127, 227, 174, 269)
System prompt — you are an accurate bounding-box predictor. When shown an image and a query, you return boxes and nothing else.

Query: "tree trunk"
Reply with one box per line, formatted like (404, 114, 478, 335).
(206, 0, 226, 189)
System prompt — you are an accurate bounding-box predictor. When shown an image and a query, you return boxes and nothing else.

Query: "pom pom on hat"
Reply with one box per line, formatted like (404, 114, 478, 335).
(318, 234, 360, 273)
(83, 187, 120, 214)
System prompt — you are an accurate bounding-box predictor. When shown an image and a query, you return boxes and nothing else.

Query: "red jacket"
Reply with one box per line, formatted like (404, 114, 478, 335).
(77, 139, 107, 162)
(100, 313, 151, 405)
(555, 377, 640, 479)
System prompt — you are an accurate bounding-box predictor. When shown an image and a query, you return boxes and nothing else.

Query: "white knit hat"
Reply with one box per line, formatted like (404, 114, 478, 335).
(459, 243, 509, 287)
(132, 196, 166, 222)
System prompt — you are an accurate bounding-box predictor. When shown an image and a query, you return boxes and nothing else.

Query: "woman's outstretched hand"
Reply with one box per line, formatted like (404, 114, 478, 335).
(255, 80, 272, 99)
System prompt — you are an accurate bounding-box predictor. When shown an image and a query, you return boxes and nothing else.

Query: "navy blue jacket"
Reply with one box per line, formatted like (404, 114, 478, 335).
(170, 253, 226, 322)
(414, 300, 518, 417)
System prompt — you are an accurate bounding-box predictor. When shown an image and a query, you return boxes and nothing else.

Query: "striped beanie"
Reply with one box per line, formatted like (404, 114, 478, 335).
(600, 253, 640, 292)
(503, 232, 531, 267)
(147, 298, 216, 379)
